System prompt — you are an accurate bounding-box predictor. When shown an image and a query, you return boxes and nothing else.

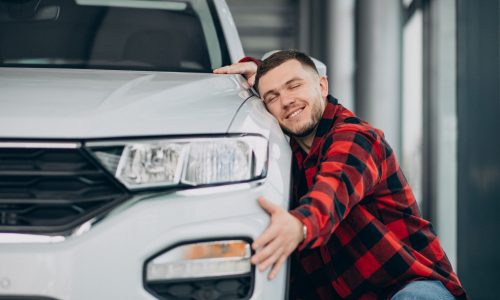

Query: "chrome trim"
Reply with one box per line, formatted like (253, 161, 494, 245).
(85, 134, 266, 148)
(0, 233, 65, 243)
(175, 180, 263, 196)
(0, 142, 81, 149)
(0, 216, 101, 243)
(71, 217, 98, 237)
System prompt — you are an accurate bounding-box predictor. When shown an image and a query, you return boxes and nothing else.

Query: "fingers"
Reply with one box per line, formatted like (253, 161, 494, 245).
(268, 255, 287, 280)
(257, 196, 278, 214)
(258, 246, 283, 272)
(252, 220, 279, 250)
(213, 62, 250, 74)
(252, 237, 288, 280)
(213, 62, 257, 76)
(252, 233, 281, 264)
(252, 196, 301, 281)
(253, 197, 282, 250)
(248, 74, 256, 87)
(212, 65, 232, 74)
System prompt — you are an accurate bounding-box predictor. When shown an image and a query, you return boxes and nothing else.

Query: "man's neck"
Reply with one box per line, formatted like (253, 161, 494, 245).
(294, 127, 317, 154)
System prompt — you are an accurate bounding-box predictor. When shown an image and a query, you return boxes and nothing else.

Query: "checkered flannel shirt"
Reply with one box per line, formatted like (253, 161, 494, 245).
(287, 95, 467, 299)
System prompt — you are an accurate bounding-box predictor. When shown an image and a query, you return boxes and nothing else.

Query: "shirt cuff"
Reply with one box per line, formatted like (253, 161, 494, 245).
(238, 56, 262, 66)
(289, 207, 315, 251)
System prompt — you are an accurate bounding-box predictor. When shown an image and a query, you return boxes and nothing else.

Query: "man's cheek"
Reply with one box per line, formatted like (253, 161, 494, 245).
(266, 108, 281, 120)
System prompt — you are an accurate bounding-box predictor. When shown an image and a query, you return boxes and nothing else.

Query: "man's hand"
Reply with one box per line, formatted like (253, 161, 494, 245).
(252, 197, 304, 280)
(213, 61, 258, 86)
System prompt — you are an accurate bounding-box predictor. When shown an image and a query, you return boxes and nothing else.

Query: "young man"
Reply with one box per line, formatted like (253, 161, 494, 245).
(214, 50, 467, 299)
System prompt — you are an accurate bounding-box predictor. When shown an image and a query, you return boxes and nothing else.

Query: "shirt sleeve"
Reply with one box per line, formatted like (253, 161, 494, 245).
(290, 126, 383, 250)
(238, 56, 262, 66)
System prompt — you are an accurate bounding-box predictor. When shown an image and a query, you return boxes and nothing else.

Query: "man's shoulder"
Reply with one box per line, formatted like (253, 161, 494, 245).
(331, 106, 383, 141)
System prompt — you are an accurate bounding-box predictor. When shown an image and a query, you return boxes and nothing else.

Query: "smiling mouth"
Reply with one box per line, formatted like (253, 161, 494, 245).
(286, 107, 304, 120)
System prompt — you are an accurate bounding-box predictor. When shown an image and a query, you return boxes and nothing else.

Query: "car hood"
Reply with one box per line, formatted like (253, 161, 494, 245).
(0, 68, 253, 139)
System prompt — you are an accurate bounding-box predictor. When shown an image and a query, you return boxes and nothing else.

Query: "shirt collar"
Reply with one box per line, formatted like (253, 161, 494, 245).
(291, 95, 339, 165)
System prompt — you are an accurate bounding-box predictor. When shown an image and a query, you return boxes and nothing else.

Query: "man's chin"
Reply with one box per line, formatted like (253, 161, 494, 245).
(282, 124, 317, 138)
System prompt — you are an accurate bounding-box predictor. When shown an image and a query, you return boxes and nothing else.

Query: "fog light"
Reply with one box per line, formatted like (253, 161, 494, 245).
(146, 240, 251, 282)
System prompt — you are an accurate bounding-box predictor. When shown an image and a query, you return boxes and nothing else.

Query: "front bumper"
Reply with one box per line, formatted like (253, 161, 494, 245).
(0, 181, 289, 300)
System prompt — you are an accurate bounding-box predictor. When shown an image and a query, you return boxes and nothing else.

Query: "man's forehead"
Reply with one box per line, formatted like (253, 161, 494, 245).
(258, 60, 313, 92)
(259, 60, 309, 84)
(264, 59, 307, 77)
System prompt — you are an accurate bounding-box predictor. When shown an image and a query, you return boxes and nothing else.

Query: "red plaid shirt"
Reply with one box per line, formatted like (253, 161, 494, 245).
(288, 96, 467, 299)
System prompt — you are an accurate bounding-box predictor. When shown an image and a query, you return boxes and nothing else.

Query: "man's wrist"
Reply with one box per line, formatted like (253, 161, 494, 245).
(289, 208, 311, 250)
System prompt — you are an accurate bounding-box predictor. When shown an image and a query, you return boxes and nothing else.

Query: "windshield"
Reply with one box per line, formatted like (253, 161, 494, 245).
(0, 0, 230, 72)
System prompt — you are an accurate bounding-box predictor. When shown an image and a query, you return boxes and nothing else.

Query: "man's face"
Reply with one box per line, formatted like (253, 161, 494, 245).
(257, 59, 329, 138)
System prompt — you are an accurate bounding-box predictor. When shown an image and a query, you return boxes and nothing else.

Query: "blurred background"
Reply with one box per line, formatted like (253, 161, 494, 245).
(226, 0, 500, 298)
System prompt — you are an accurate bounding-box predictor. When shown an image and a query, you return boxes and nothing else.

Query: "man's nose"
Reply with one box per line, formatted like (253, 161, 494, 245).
(280, 91, 296, 108)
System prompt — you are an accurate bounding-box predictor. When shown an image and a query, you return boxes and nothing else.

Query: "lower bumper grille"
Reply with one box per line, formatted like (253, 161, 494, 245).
(147, 275, 253, 300)
(0, 145, 130, 235)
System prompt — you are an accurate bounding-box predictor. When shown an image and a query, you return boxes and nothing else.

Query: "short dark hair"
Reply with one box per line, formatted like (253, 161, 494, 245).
(254, 49, 318, 92)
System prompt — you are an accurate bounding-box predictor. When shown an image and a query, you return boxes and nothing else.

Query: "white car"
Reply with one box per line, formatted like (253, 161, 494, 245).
(0, 0, 292, 299)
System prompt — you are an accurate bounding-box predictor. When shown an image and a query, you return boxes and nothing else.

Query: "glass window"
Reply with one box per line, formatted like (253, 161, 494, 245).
(0, 0, 229, 72)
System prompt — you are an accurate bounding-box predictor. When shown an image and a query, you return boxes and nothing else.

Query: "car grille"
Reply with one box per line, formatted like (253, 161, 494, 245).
(146, 275, 253, 300)
(0, 145, 130, 235)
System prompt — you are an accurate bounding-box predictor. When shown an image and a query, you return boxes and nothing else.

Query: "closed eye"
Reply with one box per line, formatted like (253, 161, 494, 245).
(289, 82, 302, 89)
(264, 95, 278, 105)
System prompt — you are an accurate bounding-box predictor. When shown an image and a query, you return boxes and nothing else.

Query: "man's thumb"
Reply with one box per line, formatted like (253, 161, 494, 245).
(258, 197, 277, 214)
(248, 75, 256, 87)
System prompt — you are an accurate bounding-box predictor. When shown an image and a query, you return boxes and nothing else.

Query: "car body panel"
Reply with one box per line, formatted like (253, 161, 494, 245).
(0, 180, 289, 299)
(0, 68, 252, 139)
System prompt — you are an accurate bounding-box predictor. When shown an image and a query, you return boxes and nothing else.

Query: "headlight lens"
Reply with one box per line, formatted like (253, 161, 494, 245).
(119, 143, 186, 187)
(146, 240, 252, 281)
(90, 136, 267, 190)
(182, 140, 252, 185)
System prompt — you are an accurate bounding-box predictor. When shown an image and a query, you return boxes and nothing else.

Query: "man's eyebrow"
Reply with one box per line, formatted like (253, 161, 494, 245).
(261, 77, 304, 100)
(285, 77, 303, 85)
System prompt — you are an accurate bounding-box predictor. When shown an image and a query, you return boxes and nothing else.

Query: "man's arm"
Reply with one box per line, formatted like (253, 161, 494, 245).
(290, 127, 382, 250)
(213, 58, 259, 86)
(251, 128, 383, 279)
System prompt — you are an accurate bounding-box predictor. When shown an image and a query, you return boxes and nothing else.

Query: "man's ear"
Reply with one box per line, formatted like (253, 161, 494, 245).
(319, 76, 329, 98)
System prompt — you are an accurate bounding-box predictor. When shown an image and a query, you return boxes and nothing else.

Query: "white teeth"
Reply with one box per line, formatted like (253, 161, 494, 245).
(288, 109, 303, 119)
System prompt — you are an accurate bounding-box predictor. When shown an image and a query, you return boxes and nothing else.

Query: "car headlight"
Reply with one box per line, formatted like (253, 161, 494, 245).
(144, 240, 254, 300)
(88, 135, 267, 190)
(146, 240, 252, 281)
